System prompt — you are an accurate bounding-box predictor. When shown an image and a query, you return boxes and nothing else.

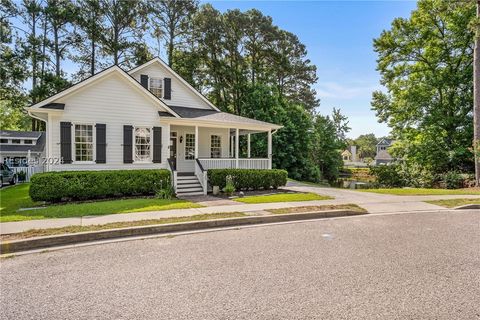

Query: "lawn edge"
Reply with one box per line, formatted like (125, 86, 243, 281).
(1, 210, 366, 254)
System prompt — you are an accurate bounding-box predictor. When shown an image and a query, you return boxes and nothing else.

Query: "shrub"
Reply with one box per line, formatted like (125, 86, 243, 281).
(208, 169, 288, 190)
(156, 178, 176, 200)
(442, 171, 463, 189)
(222, 175, 235, 195)
(30, 169, 171, 202)
(369, 164, 404, 188)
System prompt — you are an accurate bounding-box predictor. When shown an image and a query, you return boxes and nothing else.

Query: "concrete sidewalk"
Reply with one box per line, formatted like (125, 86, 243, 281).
(1, 184, 479, 234)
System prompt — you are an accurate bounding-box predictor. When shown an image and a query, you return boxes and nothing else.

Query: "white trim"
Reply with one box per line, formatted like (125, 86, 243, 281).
(159, 117, 282, 132)
(133, 126, 153, 164)
(26, 66, 181, 118)
(71, 122, 95, 164)
(128, 58, 221, 112)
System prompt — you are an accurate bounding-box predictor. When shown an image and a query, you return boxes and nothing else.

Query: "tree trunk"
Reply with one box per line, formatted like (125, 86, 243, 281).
(474, 0, 480, 186)
(168, 30, 174, 67)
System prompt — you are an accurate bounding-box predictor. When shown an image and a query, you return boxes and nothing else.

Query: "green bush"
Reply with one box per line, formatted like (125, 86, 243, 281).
(369, 164, 404, 188)
(208, 169, 288, 190)
(442, 171, 463, 189)
(30, 169, 171, 202)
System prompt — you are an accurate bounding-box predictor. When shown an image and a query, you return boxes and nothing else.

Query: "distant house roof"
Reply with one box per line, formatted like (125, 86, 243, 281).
(167, 105, 282, 128)
(341, 149, 352, 156)
(0, 130, 42, 139)
(377, 138, 393, 146)
(0, 132, 45, 153)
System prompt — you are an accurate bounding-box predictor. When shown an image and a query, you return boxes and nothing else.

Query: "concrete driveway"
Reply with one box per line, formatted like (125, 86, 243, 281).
(285, 181, 480, 213)
(1, 209, 479, 319)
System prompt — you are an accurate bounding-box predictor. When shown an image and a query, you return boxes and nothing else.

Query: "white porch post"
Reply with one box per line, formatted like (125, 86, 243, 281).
(247, 133, 251, 158)
(194, 125, 199, 159)
(267, 130, 272, 169)
(235, 128, 239, 168)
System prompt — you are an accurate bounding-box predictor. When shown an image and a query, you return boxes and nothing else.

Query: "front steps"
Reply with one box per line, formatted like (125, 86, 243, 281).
(176, 174, 204, 197)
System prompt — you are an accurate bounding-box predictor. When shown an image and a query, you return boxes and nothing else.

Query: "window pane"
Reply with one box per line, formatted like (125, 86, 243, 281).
(211, 135, 221, 158)
(135, 127, 151, 162)
(149, 77, 163, 98)
(74, 124, 93, 161)
(185, 133, 195, 160)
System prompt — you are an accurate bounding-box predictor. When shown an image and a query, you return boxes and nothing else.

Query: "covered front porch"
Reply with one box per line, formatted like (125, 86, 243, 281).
(160, 110, 281, 195)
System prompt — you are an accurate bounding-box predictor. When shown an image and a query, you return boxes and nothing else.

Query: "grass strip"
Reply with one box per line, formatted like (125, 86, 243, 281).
(1, 212, 247, 241)
(425, 198, 480, 208)
(235, 192, 332, 204)
(268, 204, 366, 214)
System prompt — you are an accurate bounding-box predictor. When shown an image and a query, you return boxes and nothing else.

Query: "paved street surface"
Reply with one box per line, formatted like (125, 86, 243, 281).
(1, 209, 479, 319)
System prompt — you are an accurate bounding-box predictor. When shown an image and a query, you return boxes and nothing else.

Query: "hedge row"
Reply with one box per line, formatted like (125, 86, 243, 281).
(30, 169, 171, 202)
(207, 169, 287, 190)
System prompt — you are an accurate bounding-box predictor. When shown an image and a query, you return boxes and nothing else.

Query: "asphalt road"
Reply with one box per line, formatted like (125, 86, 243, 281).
(1, 210, 479, 319)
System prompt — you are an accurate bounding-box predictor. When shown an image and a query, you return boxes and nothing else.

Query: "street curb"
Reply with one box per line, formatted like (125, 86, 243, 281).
(1, 210, 364, 254)
(454, 204, 480, 210)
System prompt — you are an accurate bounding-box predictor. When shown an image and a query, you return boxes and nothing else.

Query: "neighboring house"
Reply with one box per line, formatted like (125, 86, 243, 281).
(26, 58, 282, 196)
(342, 145, 368, 167)
(375, 138, 394, 165)
(0, 130, 45, 167)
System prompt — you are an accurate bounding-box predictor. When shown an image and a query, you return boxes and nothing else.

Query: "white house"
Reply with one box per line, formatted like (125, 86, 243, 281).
(375, 138, 394, 165)
(26, 58, 282, 196)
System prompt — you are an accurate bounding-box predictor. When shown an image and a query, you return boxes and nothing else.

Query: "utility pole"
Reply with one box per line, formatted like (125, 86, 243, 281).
(474, 0, 480, 186)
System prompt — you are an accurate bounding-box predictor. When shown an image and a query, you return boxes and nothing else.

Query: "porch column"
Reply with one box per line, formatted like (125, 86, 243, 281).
(194, 125, 199, 159)
(247, 133, 251, 158)
(267, 130, 272, 169)
(235, 128, 239, 168)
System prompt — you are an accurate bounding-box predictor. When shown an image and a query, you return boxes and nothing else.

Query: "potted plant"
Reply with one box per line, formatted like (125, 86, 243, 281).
(222, 175, 235, 196)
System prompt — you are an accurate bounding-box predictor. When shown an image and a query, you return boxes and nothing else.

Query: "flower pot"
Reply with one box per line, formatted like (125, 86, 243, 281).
(213, 186, 220, 195)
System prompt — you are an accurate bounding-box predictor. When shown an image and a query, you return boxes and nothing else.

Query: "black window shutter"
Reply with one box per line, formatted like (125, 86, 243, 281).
(140, 74, 149, 89)
(96, 124, 106, 163)
(164, 78, 171, 100)
(123, 125, 133, 163)
(152, 127, 162, 163)
(60, 122, 72, 164)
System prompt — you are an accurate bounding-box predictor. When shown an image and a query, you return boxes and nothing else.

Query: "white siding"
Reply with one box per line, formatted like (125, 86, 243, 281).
(130, 63, 212, 110)
(171, 125, 229, 172)
(48, 73, 170, 171)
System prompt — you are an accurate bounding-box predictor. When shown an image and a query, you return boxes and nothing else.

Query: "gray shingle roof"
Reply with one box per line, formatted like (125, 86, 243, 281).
(168, 105, 280, 127)
(0, 130, 43, 139)
(40, 103, 65, 110)
(0, 132, 45, 153)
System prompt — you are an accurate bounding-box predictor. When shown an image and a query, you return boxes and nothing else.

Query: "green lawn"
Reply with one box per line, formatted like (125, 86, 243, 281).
(358, 188, 480, 196)
(1, 212, 247, 241)
(268, 204, 366, 214)
(0, 184, 202, 222)
(234, 192, 332, 204)
(426, 198, 480, 208)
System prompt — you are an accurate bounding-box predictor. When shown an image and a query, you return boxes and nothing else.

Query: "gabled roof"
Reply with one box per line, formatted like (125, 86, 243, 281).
(27, 65, 180, 118)
(128, 57, 220, 112)
(377, 138, 393, 146)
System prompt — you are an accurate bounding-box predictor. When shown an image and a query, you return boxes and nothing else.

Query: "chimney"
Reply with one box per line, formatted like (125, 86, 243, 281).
(351, 146, 357, 162)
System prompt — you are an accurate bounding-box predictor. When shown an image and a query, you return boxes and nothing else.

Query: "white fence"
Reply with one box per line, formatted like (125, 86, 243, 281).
(199, 158, 270, 170)
(11, 166, 44, 182)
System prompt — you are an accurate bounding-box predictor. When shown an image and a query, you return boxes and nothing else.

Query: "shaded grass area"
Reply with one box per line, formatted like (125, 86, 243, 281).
(268, 204, 367, 214)
(1, 212, 247, 241)
(359, 188, 480, 196)
(426, 198, 480, 208)
(0, 184, 202, 223)
(234, 192, 332, 204)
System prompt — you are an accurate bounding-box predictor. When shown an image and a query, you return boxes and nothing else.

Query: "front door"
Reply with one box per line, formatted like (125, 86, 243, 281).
(169, 132, 177, 170)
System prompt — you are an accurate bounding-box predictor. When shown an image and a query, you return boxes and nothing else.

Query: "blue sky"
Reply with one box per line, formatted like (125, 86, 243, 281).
(208, 0, 417, 138)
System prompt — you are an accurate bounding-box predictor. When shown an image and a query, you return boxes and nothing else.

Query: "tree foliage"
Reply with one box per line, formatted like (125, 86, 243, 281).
(372, 0, 476, 173)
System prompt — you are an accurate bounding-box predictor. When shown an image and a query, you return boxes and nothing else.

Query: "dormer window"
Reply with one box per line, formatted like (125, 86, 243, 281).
(0, 139, 7, 144)
(149, 77, 163, 98)
(24, 140, 33, 144)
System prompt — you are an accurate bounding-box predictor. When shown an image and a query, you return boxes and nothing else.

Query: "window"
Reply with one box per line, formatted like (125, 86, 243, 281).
(185, 133, 195, 160)
(135, 127, 151, 162)
(74, 124, 93, 161)
(149, 77, 163, 98)
(12, 139, 20, 144)
(24, 139, 33, 144)
(210, 135, 221, 158)
(0, 139, 7, 143)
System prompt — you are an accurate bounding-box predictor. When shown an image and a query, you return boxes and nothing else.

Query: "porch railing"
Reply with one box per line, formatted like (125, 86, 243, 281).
(198, 158, 270, 170)
(194, 159, 208, 195)
(11, 165, 44, 182)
